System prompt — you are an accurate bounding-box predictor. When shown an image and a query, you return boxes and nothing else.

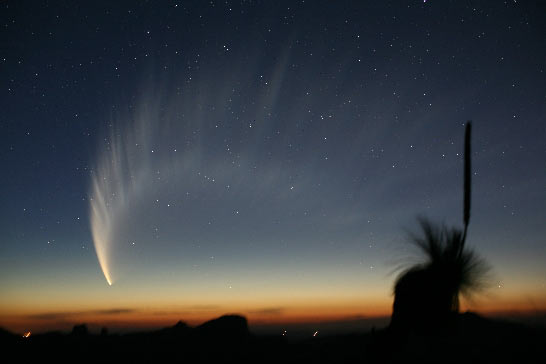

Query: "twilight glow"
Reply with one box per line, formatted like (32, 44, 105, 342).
(1, 1, 545, 335)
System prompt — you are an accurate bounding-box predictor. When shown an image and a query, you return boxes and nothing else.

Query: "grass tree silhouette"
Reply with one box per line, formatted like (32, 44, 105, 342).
(390, 218, 490, 333)
(389, 122, 490, 334)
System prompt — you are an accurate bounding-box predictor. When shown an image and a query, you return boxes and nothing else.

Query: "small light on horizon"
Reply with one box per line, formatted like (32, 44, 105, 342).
(23, 331, 31, 338)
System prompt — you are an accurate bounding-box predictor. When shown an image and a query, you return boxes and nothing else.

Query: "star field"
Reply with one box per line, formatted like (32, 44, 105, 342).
(1, 1, 545, 332)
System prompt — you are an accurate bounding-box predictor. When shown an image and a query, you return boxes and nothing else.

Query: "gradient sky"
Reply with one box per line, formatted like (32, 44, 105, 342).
(1, 1, 545, 334)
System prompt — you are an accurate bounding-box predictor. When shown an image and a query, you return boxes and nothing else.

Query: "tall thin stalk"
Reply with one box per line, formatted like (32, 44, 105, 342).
(461, 121, 472, 255)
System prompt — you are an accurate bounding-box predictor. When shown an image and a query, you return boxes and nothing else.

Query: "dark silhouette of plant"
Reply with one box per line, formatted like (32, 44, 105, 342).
(390, 122, 490, 333)
(390, 218, 490, 332)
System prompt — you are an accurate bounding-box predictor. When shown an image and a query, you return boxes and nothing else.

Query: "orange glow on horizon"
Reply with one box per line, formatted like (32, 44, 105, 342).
(2, 279, 545, 334)
(2, 296, 545, 335)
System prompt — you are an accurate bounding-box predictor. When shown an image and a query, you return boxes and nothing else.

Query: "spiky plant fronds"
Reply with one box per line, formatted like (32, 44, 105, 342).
(402, 217, 490, 305)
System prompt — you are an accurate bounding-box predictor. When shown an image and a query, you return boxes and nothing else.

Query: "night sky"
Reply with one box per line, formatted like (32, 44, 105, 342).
(1, 1, 545, 333)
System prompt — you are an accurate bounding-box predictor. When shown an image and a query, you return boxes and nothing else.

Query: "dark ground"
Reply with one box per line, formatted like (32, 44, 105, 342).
(3, 312, 545, 363)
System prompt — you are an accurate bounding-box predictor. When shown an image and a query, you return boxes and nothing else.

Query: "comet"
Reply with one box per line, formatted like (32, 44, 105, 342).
(88, 55, 288, 286)
(89, 131, 123, 286)
(89, 116, 148, 286)
(88, 98, 182, 286)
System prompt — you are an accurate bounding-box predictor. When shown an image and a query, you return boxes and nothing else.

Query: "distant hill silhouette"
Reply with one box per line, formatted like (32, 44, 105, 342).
(154, 319, 190, 336)
(2, 313, 544, 363)
(0, 327, 19, 344)
(71, 323, 89, 336)
(195, 314, 249, 338)
(371, 312, 546, 363)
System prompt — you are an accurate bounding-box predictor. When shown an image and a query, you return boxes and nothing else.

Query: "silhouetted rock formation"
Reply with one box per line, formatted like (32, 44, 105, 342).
(0, 327, 18, 343)
(173, 320, 188, 329)
(3, 314, 545, 363)
(155, 320, 190, 337)
(196, 314, 249, 339)
(71, 323, 89, 336)
(372, 312, 546, 363)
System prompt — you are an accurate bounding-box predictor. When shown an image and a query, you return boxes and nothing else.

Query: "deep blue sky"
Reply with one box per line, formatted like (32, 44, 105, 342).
(1, 1, 545, 331)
